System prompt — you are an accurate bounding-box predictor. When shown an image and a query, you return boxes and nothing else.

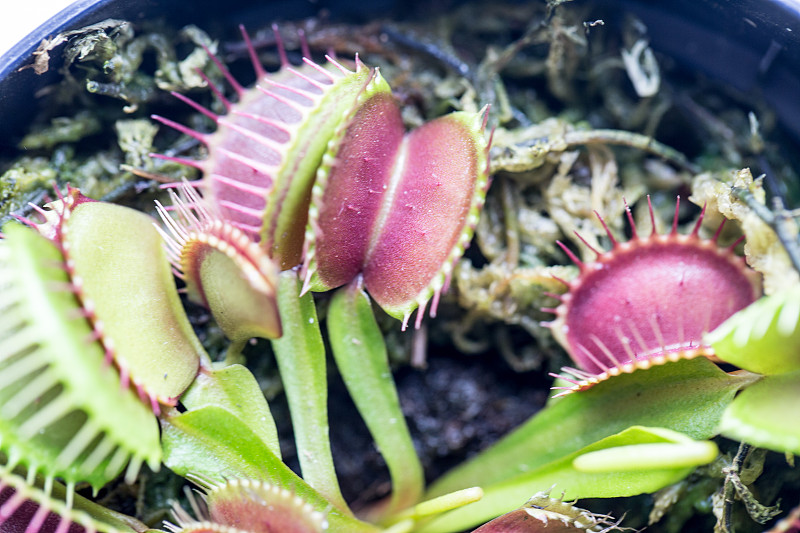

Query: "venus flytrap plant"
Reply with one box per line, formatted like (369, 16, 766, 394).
(151, 26, 386, 270)
(0, 188, 219, 533)
(154, 183, 281, 360)
(1, 114, 785, 533)
(153, 25, 491, 329)
(165, 477, 330, 533)
(26, 188, 206, 409)
(302, 102, 490, 328)
(543, 196, 761, 389)
(147, 23, 490, 531)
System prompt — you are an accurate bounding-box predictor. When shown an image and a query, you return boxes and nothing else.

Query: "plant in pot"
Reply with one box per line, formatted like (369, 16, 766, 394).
(1, 1, 800, 532)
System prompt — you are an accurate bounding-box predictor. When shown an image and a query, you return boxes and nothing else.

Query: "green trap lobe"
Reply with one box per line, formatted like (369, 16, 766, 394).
(66, 202, 202, 404)
(0, 224, 161, 489)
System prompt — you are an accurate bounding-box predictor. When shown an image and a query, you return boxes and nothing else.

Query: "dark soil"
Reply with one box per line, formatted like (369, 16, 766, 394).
(303, 346, 550, 509)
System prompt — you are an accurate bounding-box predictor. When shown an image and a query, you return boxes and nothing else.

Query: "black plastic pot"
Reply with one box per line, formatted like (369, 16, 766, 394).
(601, 0, 800, 143)
(0, 0, 401, 143)
(3, 0, 800, 145)
(3, 0, 800, 135)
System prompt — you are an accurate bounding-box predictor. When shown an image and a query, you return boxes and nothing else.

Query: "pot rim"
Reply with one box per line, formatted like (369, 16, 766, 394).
(3, 0, 800, 142)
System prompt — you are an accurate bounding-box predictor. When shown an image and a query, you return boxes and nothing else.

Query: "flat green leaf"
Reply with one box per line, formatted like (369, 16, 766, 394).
(159, 406, 378, 533)
(270, 270, 349, 513)
(719, 370, 800, 455)
(160, 405, 286, 482)
(706, 286, 800, 375)
(428, 358, 757, 498)
(179, 364, 280, 459)
(327, 279, 425, 516)
(418, 426, 718, 533)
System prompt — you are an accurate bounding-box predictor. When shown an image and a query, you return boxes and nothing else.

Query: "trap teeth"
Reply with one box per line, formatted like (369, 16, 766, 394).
(545, 196, 762, 376)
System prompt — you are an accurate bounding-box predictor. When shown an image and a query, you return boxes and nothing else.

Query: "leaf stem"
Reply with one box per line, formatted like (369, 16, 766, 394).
(327, 278, 425, 518)
(271, 270, 351, 515)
